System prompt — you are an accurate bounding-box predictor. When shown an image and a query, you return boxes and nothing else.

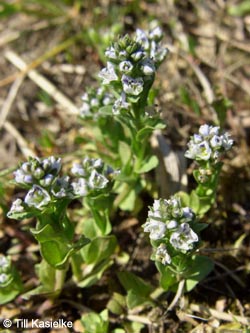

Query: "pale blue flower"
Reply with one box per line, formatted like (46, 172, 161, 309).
(88, 170, 109, 189)
(99, 62, 118, 84)
(141, 59, 155, 75)
(149, 26, 163, 41)
(221, 132, 234, 150)
(182, 207, 195, 222)
(170, 223, 198, 251)
(105, 46, 117, 60)
(143, 220, 167, 240)
(14, 170, 33, 185)
(71, 178, 88, 196)
(121, 75, 144, 96)
(0, 256, 9, 269)
(119, 60, 133, 74)
(24, 185, 51, 209)
(0, 273, 8, 284)
(210, 135, 222, 148)
(71, 163, 85, 177)
(112, 94, 130, 115)
(155, 244, 171, 265)
(7, 199, 25, 218)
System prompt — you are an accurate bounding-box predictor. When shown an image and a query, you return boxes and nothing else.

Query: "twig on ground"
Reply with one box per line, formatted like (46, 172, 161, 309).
(0, 76, 24, 128)
(5, 50, 79, 115)
(189, 303, 250, 325)
(166, 279, 185, 312)
(3, 121, 35, 158)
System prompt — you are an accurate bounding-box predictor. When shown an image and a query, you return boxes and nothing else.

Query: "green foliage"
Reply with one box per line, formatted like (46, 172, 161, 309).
(228, 1, 250, 16)
(81, 309, 109, 333)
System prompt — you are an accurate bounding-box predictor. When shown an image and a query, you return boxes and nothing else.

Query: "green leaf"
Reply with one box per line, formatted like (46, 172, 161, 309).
(228, 1, 250, 16)
(185, 255, 214, 292)
(98, 105, 113, 116)
(81, 235, 117, 264)
(107, 292, 126, 315)
(77, 259, 113, 288)
(117, 271, 153, 297)
(6, 209, 33, 220)
(135, 155, 158, 174)
(118, 189, 136, 211)
(126, 290, 152, 309)
(40, 241, 69, 268)
(118, 140, 132, 166)
(81, 218, 103, 239)
(81, 309, 109, 333)
(136, 127, 154, 141)
(189, 190, 200, 214)
(177, 191, 190, 207)
(155, 262, 178, 291)
(0, 2, 19, 18)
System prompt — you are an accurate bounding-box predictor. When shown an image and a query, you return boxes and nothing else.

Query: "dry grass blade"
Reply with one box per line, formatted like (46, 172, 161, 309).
(0, 76, 24, 129)
(189, 303, 250, 325)
(5, 50, 79, 115)
(3, 121, 35, 158)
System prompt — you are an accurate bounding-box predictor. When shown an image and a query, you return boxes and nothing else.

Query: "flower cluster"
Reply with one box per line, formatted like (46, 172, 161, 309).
(0, 255, 12, 286)
(95, 25, 167, 115)
(135, 23, 168, 67)
(71, 157, 113, 196)
(142, 197, 198, 265)
(7, 156, 113, 219)
(185, 124, 233, 163)
(80, 87, 115, 119)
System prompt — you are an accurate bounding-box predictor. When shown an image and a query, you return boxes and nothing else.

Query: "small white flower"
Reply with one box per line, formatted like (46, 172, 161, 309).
(196, 141, 212, 160)
(88, 170, 108, 189)
(199, 124, 211, 137)
(149, 26, 163, 40)
(143, 220, 166, 240)
(14, 169, 33, 185)
(7, 199, 25, 218)
(221, 133, 234, 150)
(193, 134, 202, 144)
(80, 102, 91, 118)
(141, 59, 155, 75)
(186, 141, 212, 161)
(119, 61, 133, 74)
(210, 135, 222, 148)
(40, 174, 54, 187)
(182, 207, 195, 222)
(92, 158, 103, 169)
(90, 98, 99, 107)
(135, 29, 150, 49)
(98, 62, 118, 84)
(0, 273, 8, 284)
(121, 75, 144, 96)
(51, 176, 72, 198)
(0, 256, 9, 269)
(112, 93, 130, 115)
(167, 220, 178, 229)
(170, 223, 198, 251)
(105, 46, 117, 60)
(155, 244, 171, 265)
(24, 185, 51, 209)
(210, 126, 220, 136)
(150, 42, 168, 63)
(131, 50, 146, 61)
(71, 163, 85, 177)
(71, 178, 88, 196)
(42, 156, 61, 174)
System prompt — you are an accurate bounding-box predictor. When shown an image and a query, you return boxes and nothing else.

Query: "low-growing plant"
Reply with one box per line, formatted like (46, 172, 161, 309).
(4, 22, 234, 330)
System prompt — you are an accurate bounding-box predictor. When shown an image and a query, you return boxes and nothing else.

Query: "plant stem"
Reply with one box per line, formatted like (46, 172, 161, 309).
(166, 279, 185, 312)
(54, 268, 67, 293)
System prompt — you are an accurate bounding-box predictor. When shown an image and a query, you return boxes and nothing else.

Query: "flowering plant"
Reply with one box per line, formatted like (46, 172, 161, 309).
(4, 24, 235, 330)
(0, 255, 23, 304)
